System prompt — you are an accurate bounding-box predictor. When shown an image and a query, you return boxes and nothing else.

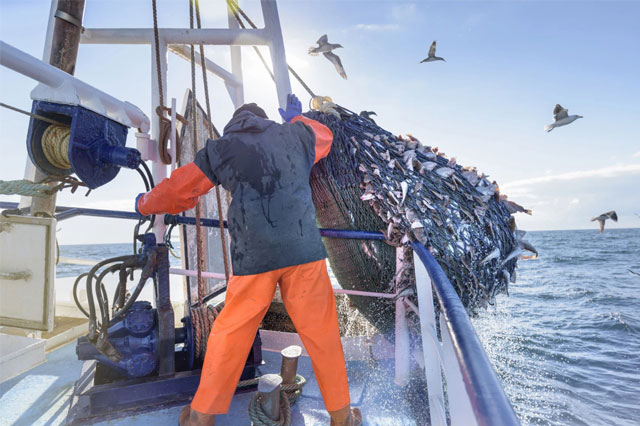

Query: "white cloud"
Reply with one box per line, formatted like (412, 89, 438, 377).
(570, 198, 580, 205)
(353, 23, 400, 32)
(633, 151, 640, 158)
(391, 3, 417, 21)
(502, 163, 640, 190)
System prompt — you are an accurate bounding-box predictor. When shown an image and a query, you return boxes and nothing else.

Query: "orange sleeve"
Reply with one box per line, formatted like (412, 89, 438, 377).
(137, 162, 214, 215)
(290, 115, 333, 164)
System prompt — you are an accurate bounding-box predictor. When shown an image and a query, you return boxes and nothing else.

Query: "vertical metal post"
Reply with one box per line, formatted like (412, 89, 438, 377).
(394, 246, 410, 387)
(155, 244, 176, 375)
(29, 0, 86, 217)
(413, 251, 446, 426)
(258, 374, 283, 421)
(227, 2, 244, 108)
(261, 0, 291, 111)
(440, 314, 478, 426)
(280, 345, 302, 385)
(151, 37, 168, 241)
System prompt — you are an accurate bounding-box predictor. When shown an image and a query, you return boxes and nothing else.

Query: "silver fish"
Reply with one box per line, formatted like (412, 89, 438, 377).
(481, 247, 500, 264)
(436, 167, 455, 178)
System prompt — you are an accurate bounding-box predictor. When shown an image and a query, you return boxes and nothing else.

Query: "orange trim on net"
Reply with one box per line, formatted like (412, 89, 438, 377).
(291, 115, 334, 164)
(137, 162, 214, 215)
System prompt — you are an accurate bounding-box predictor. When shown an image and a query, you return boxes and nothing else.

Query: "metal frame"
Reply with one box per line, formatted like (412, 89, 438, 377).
(78, 0, 293, 241)
(0, 201, 520, 426)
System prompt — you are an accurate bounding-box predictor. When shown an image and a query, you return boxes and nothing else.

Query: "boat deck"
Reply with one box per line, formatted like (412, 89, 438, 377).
(1, 337, 425, 425)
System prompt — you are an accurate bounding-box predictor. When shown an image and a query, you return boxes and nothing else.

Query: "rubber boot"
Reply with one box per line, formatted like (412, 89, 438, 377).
(329, 406, 362, 426)
(179, 405, 216, 426)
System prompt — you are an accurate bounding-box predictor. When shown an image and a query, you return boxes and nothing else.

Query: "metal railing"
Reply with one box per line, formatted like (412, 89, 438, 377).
(0, 201, 519, 425)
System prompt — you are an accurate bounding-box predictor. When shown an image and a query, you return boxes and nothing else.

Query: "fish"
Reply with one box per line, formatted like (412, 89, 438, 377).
(400, 181, 409, 205)
(435, 167, 455, 178)
(481, 247, 500, 264)
(501, 248, 522, 265)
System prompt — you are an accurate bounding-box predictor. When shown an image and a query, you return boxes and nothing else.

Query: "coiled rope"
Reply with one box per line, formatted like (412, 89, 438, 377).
(242, 374, 307, 426)
(41, 124, 72, 169)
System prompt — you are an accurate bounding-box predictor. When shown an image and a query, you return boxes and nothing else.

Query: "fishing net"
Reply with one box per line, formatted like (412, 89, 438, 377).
(307, 108, 520, 335)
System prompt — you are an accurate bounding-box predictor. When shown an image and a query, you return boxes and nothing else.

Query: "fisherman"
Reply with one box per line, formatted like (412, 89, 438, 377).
(135, 94, 361, 426)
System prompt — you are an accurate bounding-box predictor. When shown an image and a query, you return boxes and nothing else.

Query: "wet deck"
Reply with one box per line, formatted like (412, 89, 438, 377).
(1, 339, 424, 425)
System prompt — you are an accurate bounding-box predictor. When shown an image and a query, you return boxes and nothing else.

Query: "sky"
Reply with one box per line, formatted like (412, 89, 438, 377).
(1, 0, 639, 244)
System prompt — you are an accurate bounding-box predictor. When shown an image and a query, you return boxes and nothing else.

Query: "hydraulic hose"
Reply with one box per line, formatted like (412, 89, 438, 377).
(111, 249, 157, 322)
(86, 255, 133, 342)
(73, 272, 91, 318)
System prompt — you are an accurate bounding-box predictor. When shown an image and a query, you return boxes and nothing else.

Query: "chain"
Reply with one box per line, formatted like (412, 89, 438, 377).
(151, 0, 164, 111)
(195, 0, 230, 282)
(186, 0, 206, 306)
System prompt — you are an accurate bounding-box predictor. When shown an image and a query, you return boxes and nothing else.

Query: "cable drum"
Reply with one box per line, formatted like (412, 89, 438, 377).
(190, 304, 222, 362)
(41, 124, 72, 170)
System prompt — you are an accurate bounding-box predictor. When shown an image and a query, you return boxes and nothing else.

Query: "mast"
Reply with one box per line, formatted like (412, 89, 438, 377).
(29, 0, 86, 217)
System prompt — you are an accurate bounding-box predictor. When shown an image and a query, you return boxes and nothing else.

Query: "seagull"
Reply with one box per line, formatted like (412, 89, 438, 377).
(591, 210, 618, 233)
(309, 35, 348, 79)
(544, 104, 583, 132)
(308, 34, 342, 55)
(323, 51, 347, 79)
(360, 111, 377, 124)
(420, 41, 446, 63)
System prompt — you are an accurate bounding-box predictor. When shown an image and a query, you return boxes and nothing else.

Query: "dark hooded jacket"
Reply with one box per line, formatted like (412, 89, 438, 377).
(193, 111, 329, 275)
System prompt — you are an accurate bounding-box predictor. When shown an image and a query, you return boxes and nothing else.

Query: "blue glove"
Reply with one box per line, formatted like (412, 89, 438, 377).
(135, 193, 145, 216)
(278, 94, 302, 123)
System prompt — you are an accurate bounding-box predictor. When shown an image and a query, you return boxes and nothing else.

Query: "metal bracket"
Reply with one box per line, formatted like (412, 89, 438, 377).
(54, 10, 83, 29)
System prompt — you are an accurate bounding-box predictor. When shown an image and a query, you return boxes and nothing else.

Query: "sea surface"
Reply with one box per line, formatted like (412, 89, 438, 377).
(57, 228, 640, 426)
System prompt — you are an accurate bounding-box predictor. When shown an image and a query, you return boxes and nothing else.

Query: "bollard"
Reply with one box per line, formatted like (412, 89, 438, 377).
(258, 374, 283, 421)
(280, 345, 302, 385)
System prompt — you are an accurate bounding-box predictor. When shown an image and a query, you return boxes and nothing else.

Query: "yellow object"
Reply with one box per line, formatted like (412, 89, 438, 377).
(41, 125, 71, 170)
(310, 95, 333, 110)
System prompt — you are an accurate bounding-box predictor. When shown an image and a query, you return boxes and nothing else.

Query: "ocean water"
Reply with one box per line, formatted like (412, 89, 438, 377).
(56, 228, 640, 425)
(472, 228, 640, 426)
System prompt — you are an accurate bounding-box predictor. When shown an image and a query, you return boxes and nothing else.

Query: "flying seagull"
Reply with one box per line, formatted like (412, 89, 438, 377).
(420, 41, 446, 63)
(544, 104, 583, 132)
(309, 34, 347, 79)
(323, 51, 347, 79)
(591, 210, 618, 233)
(360, 111, 377, 124)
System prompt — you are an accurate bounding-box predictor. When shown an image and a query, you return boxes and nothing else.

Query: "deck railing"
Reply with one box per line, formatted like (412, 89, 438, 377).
(0, 201, 520, 425)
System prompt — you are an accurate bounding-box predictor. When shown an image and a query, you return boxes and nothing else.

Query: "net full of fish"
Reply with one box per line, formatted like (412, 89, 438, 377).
(306, 107, 531, 335)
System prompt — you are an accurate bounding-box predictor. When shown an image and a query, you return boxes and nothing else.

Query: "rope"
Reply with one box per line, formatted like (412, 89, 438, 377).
(248, 391, 291, 426)
(225, 0, 315, 98)
(0, 180, 53, 197)
(152, 0, 183, 165)
(0, 102, 67, 127)
(191, 303, 221, 361)
(194, 0, 230, 282)
(41, 124, 71, 169)
(245, 375, 306, 426)
(151, 0, 164, 110)
(0, 176, 89, 198)
(186, 0, 206, 305)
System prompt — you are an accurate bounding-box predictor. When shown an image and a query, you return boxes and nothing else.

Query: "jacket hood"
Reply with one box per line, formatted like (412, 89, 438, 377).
(223, 110, 274, 135)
